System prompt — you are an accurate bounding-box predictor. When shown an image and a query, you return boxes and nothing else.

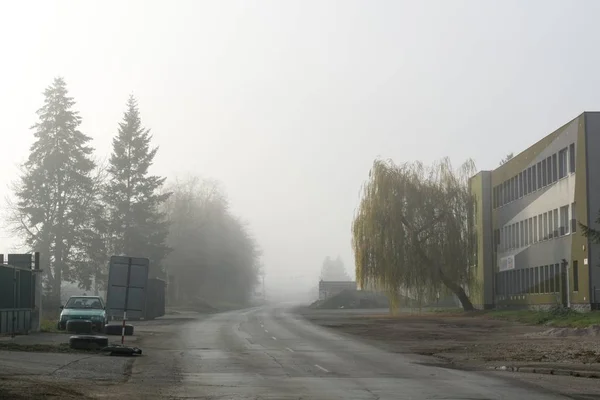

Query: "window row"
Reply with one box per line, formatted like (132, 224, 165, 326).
(496, 261, 580, 297)
(493, 203, 576, 252)
(493, 143, 575, 209)
(496, 264, 562, 297)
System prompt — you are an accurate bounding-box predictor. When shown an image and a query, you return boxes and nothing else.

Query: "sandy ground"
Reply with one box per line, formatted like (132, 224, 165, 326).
(0, 314, 193, 399)
(298, 308, 600, 371)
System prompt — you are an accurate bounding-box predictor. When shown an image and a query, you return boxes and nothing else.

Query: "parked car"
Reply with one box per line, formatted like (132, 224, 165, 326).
(57, 295, 108, 332)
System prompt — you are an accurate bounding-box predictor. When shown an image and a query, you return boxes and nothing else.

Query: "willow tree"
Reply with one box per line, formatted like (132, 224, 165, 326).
(352, 157, 477, 312)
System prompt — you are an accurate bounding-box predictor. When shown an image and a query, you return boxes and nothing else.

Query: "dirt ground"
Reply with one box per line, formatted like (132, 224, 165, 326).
(300, 308, 600, 372)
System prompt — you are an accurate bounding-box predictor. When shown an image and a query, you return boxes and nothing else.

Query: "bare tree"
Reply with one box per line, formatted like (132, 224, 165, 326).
(164, 176, 261, 308)
(320, 256, 350, 281)
(499, 152, 514, 166)
(352, 158, 477, 313)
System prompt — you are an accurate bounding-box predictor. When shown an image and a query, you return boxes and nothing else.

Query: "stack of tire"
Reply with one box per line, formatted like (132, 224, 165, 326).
(66, 320, 134, 350)
(104, 324, 134, 336)
(66, 319, 109, 350)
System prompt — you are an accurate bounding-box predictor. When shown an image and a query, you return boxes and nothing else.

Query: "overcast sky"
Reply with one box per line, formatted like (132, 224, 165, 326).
(1, 0, 600, 292)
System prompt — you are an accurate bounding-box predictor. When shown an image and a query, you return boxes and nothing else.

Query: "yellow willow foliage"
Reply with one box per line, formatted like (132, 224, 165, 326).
(352, 158, 477, 313)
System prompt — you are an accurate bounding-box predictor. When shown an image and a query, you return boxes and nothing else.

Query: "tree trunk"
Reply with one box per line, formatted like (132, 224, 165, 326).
(53, 234, 63, 307)
(437, 268, 474, 311)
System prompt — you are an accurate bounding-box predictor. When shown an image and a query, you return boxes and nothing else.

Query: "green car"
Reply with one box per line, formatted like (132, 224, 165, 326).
(58, 296, 108, 332)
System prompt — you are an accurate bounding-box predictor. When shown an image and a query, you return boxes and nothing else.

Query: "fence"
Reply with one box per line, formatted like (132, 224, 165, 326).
(0, 254, 38, 335)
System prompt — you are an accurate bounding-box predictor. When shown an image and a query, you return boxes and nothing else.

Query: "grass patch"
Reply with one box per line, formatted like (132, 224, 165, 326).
(0, 342, 77, 353)
(40, 319, 60, 333)
(486, 308, 600, 328)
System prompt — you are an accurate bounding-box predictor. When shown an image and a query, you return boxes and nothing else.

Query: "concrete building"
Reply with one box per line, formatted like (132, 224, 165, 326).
(471, 112, 600, 311)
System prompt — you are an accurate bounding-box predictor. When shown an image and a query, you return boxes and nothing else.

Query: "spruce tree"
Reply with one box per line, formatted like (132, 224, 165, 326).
(105, 96, 171, 276)
(14, 77, 95, 304)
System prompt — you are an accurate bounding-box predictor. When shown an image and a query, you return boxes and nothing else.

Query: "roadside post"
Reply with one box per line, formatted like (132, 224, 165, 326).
(106, 256, 149, 345)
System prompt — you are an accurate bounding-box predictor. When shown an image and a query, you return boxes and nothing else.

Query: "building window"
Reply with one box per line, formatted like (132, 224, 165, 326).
(542, 158, 548, 186)
(527, 167, 533, 194)
(551, 155, 557, 183)
(549, 264, 555, 292)
(560, 205, 569, 235)
(536, 162, 542, 189)
(497, 186, 501, 208)
(529, 218, 533, 244)
(543, 213, 548, 240)
(512, 176, 517, 201)
(498, 186, 501, 208)
(571, 202, 577, 233)
(532, 165, 537, 191)
(558, 148, 567, 179)
(569, 143, 576, 173)
(555, 263, 561, 293)
(518, 172, 523, 198)
(540, 265, 546, 293)
(533, 216, 538, 242)
(538, 214, 543, 241)
(519, 221, 524, 247)
(573, 260, 579, 292)
(553, 209, 559, 238)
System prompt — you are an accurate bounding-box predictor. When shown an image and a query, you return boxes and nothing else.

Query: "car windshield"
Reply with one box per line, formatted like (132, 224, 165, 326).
(65, 297, 103, 309)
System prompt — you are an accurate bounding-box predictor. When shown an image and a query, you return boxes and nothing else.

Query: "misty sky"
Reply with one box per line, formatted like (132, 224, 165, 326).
(2, 0, 600, 292)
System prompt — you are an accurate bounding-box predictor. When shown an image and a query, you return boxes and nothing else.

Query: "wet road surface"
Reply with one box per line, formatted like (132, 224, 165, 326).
(140, 305, 568, 399)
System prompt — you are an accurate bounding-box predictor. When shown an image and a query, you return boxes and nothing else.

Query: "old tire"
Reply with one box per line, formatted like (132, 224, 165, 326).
(102, 345, 143, 356)
(104, 324, 134, 336)
(69, 335, 109, 350)
(66, 319, 93, 334)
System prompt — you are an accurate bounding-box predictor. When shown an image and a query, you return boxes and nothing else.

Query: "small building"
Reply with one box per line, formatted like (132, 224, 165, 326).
(471, 112, 600, 311)
(318, 280, 356, 301)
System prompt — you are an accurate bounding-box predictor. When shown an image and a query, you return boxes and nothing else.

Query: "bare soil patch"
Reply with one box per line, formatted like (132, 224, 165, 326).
(301, 309, 600, 369)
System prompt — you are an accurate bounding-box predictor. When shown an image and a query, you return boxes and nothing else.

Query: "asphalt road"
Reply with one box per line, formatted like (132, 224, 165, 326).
(128, 305, 570, 400)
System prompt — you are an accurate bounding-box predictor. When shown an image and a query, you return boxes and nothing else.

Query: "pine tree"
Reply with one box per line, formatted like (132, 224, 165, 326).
(105, 95, 171, 277)
(13, 77, 96, 305)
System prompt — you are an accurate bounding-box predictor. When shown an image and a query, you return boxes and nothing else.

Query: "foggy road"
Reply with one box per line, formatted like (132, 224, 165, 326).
(154, 306, 567, 400)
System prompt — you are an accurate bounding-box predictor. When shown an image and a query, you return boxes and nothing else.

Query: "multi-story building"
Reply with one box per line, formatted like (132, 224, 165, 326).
(471, 112, 600, 311)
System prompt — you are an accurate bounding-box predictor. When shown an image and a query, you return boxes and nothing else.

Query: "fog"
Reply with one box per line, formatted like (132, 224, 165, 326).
(2, 0, 600, 301)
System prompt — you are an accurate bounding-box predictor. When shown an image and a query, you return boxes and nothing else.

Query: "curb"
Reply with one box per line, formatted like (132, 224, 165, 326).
(492, 365, 600, 379)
